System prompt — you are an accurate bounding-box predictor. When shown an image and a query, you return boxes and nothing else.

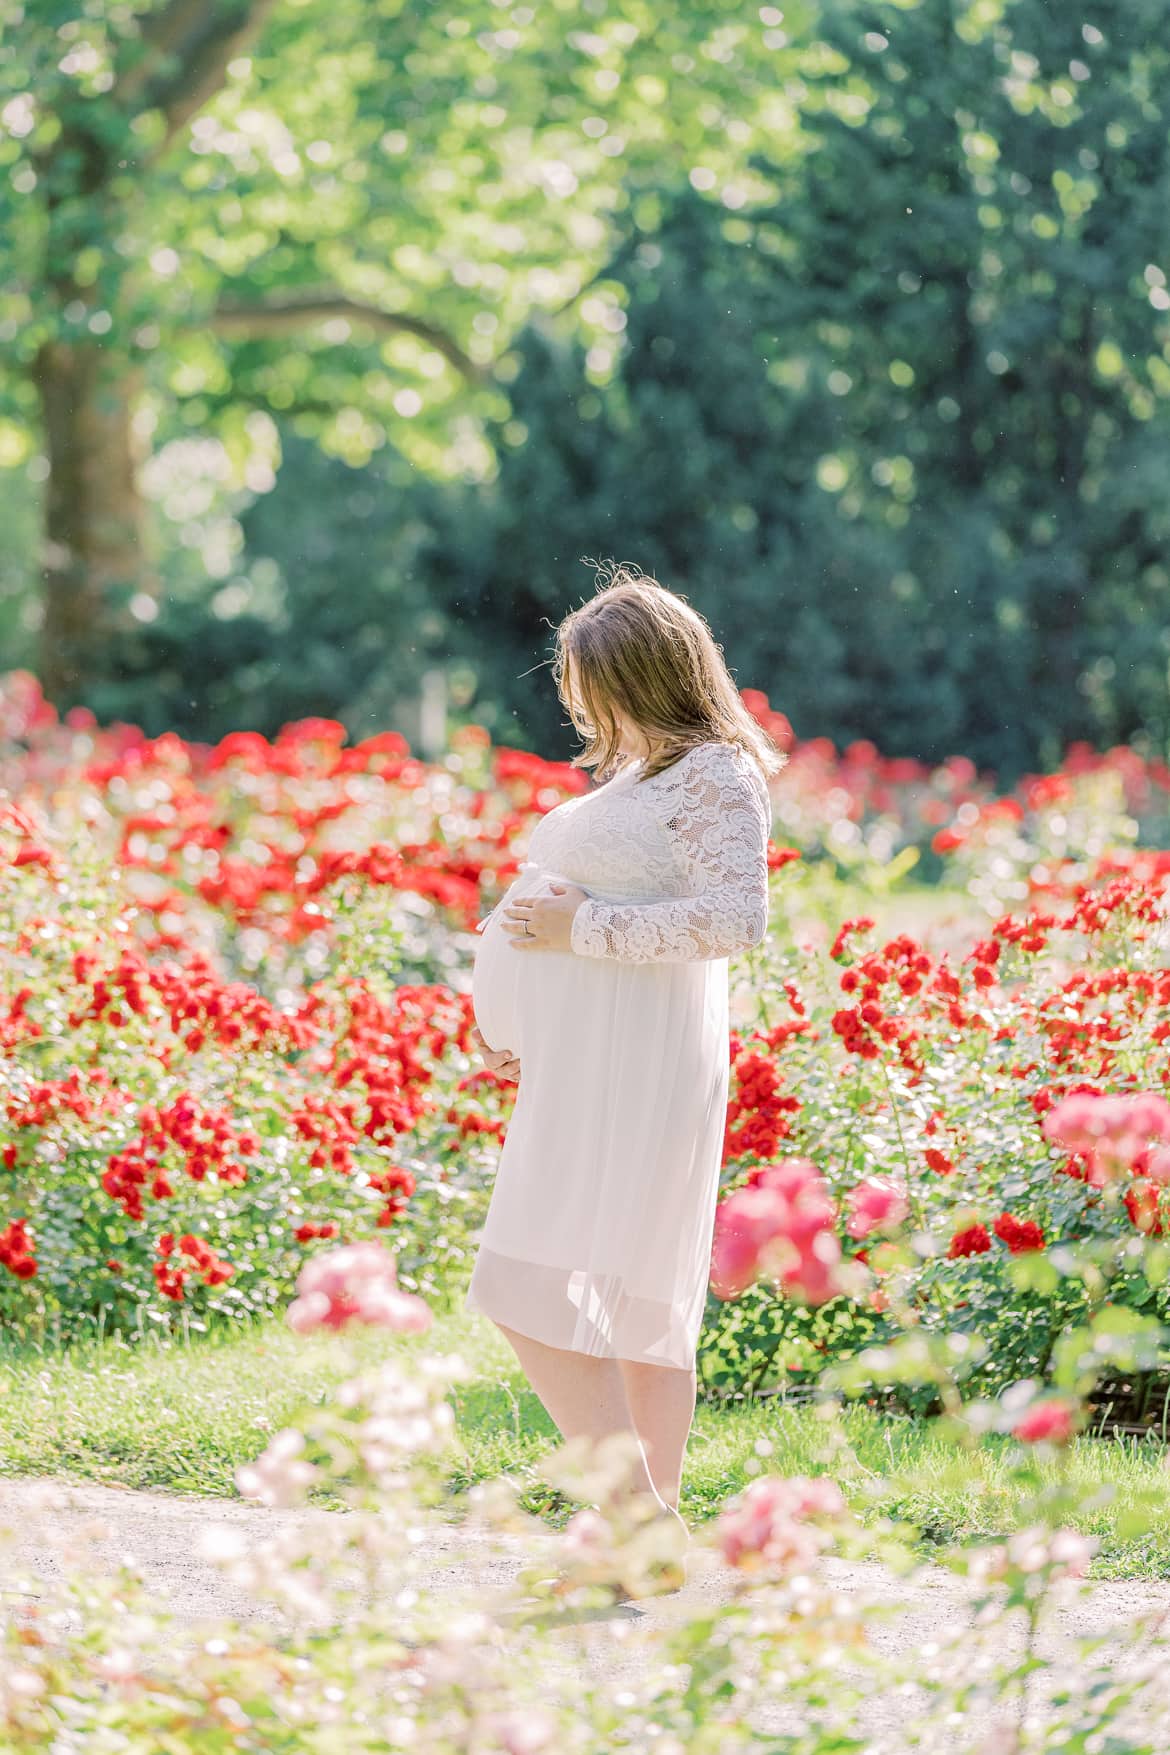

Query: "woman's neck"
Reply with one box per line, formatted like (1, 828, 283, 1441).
(623, 731, 665, 762)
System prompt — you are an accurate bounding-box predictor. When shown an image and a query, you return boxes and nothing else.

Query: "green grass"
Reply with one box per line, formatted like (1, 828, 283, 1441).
(4, 1310, 1170, 1578)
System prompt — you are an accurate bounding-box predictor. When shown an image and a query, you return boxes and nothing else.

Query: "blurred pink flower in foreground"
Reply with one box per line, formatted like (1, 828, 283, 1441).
(710, 1157, 843, 1304)
(974, 1526, 1095, 1584)
(236, 1428, 318, 1507)
(717, 1474, 847, 1575)
(1140, 1146, 1170, 1185)
(561, 1507, 612, 1560)
(1042, 1091, 1170, 1185)
(286, 1240, 432, 1334)
(845, 1174, 910, 1240)
(1012, 1399, 1077, 1445)
(489, 1708, 558, 1754)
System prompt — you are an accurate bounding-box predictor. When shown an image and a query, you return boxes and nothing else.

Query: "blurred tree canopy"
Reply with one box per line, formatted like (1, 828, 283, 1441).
(0, 0, 801, 691)
(2, 0, 1169, 778)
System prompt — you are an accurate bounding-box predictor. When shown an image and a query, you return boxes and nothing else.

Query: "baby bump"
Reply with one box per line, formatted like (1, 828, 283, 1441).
(472, 906, 523, 1053)
(472, 866, 574, 1055)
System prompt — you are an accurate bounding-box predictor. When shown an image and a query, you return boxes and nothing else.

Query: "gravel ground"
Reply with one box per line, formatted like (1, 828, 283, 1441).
(4, 1476, 1170, 1749)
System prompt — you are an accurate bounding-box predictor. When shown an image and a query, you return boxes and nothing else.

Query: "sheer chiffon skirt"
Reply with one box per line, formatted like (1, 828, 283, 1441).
(465, 863, 730, 1371)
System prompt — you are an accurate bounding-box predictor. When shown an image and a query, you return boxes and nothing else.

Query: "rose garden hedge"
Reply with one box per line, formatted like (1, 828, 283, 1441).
(1, 672, 1168, 1414)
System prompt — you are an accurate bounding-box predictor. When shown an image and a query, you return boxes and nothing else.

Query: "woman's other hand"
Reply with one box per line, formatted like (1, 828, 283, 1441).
(470, 1024, 520, 1083)
(502, 881, 589, 951)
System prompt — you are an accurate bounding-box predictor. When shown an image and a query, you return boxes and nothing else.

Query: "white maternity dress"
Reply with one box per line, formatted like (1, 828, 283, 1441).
(464, 738, 773, 1372)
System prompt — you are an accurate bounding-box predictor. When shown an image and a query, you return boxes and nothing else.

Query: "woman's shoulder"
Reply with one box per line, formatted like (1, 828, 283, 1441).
(641, 742, 772, 851)
(671, 738, 765, 776)
(649, 739, 770, 797)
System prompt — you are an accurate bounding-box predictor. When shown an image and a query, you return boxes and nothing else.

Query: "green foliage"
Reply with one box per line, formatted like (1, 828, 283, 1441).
(63, 0, 1170, 778)
(77, 432, 462, 737)
(429, 0, 1170, 776)
(0, 0, 806, 632)
(2, 2, 1169, 770)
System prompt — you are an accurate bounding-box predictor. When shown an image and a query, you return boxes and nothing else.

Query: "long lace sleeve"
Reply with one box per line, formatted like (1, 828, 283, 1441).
(569, 742, 773, 963)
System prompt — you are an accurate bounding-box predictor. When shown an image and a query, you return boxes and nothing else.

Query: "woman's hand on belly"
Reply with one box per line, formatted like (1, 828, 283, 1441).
(470, 1024, 521, 1084)
(501, 880, 589, 951)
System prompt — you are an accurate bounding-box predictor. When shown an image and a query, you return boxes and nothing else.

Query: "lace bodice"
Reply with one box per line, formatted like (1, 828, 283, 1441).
(518, 739, 773, 964)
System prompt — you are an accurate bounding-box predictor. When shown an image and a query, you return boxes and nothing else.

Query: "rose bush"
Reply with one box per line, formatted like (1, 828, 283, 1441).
(3, 671, 1167, 934)
(0, 800, 510, 1333)
(705, 858, 1170, 1409)
(1, 669, 1169, 1417)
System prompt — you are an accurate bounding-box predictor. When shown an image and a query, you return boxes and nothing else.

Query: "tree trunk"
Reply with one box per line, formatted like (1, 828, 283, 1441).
(33, 342, 152, 702)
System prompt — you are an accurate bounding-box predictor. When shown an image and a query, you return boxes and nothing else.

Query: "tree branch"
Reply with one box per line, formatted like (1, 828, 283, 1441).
(209, 293, 484, 381)
(115, 0, 278, 153)
(114, 0, 217, 108)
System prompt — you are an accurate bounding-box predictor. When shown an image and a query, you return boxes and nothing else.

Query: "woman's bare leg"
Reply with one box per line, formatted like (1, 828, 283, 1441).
(616, 1359, 697, 1512)
(494, 1323, 669, 1510)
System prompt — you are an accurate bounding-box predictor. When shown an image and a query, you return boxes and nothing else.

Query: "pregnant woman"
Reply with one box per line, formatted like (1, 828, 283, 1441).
(466, 566, 785, 1541)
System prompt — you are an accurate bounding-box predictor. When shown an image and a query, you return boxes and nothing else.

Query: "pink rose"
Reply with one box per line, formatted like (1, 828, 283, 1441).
(997, 1526, 1094, 1580)
(1138, 1145, 1170, 1186)
(711, 1158, 843, 1306)
(845, 1174, 910, 1240)
(1045, 1529, 1094, 1579)
(489, 1710, 558, 1755)
(717, 1474, 847, 1575)
(235, 1428, 318, 1507)
(561, 1508, 612, 1559)
(1011, 1399, 1076, 1445)
(286, 1240, 432, 1334)
(1043, 1091, 1170, 1183)
(710, 1185, 790, 1299)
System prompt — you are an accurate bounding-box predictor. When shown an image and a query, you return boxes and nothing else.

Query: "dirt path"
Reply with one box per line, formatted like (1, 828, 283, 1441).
(4, 1475, 1170, 1748)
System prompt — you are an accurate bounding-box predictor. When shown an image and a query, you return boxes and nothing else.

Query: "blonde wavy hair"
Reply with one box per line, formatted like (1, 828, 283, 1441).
(552, 562, 790, 785)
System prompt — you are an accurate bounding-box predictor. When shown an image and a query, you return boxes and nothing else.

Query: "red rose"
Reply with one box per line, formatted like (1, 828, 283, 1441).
(994, 1212, 1045, 1254)
(948, 1223, 992, 1259)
